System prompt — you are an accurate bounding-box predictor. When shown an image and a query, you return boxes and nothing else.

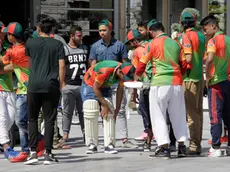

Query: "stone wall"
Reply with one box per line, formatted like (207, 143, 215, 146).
(129, 0, 143, 29)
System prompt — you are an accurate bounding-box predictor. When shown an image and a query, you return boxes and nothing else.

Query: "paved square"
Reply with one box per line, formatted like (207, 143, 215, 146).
(0, 98, 230, 172)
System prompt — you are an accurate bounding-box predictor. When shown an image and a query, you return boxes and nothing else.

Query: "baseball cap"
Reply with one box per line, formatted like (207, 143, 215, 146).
(3, 22, 23, 37)
(120, 62, 136, 81)
(124, 29, 142, 44)
(147, 19, 160, 31)
(98, 19, 113, 29)
(181, 12, 196, 23)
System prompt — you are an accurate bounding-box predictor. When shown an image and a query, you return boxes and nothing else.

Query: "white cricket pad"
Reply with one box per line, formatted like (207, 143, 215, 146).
(83, 99, 100, 146)
(103, 98, 116, 147)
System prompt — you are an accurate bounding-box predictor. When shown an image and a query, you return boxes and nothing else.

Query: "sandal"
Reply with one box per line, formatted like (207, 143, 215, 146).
(59, 138, 68, 143)
(53, 142, 71, 149)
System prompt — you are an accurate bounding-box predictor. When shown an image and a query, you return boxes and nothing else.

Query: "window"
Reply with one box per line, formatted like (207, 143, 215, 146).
(40, 0, 114, 39)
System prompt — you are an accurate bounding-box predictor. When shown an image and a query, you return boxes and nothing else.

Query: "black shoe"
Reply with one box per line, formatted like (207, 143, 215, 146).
(44, 153, 58, 165)
(187, 150, 201, 156)
(104, 144, 118, 154)
(225, 147, 230, 156)
(143, 142, 151, 152)
(86, 144, 97, 154)
(149, 147, 171, 159)
(178, 145, 187, 158)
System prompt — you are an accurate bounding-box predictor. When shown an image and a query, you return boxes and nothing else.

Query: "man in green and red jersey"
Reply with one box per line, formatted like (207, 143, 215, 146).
(201, 14, 230, 157)
(124, 29, 153, 151)
(180, 8, 206, 155)
(1, 22, 45, 162)
(0, 21, 20, 161)
(81, 60, 135, 154)
(134, 19, 188, 159)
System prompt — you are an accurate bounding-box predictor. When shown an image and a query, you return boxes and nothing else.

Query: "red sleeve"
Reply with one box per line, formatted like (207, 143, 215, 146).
(136, 61, 147, 76)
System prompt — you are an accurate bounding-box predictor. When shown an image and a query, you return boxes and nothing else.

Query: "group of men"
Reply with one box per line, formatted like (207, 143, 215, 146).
(0, 6, 230, 166)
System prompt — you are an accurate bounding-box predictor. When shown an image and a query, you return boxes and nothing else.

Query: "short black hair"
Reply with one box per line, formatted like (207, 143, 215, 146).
(137, 20, 148, 28)
(69, 25, 82, 36)
(39, 17, 53, 34)
(181, 20, 196, 29)
(200, 14, 219, 27)
(149, 22, 165, 32)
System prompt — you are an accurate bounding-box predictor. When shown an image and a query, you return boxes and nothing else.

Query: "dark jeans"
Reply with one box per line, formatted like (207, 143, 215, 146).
(138, 88, 152, 132)
(208, 80, 230, 148)
(28, 91, 60, 152)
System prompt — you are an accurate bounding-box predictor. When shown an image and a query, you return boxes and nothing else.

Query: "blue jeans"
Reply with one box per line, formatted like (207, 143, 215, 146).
(16, 94, 43, 153)
(16, 94, 29, 154)
(80, 82, 112, 102)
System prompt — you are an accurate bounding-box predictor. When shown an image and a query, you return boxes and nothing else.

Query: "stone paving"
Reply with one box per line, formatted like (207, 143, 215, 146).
(1, 97, 230, 172)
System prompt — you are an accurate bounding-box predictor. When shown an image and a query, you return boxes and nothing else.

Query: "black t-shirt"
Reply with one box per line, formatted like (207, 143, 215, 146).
(64, 44, 88, 85)
(26, 37, 65, 93)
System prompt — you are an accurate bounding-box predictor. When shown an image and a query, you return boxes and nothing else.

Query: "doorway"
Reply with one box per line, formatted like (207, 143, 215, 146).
(0, 0, 30, 29)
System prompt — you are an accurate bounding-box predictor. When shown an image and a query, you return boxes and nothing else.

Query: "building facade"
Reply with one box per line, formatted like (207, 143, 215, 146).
(126, 0, 228, 39)
(0, 0, 228, 42)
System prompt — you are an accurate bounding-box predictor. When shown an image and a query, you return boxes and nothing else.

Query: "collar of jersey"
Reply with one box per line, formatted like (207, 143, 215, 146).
(155, 33, 167, 38)
(213, 31, 224, 38)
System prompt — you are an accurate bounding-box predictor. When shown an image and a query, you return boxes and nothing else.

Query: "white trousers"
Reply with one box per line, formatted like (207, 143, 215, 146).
(0, 91, 16, 145)
(149, 86, 188, 146)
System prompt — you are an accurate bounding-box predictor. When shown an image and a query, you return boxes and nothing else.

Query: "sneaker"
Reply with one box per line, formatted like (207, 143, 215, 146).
(37, 139, 45, 157)
(24, 152, 39, 165)
(86, 144, 97, 154)
(169, 144, 177, 152)
(134, 132, 148, 141)
(143, 142, 151, 152)
(44, 153, 59, 165)
(122, 140, 138, 148)
(225, 147, 230, 156)
(4, 147, 20, 159)
(178, 145, 187, 158)
(208, 147, 221, 157)
(10, 152, 28, 163)
(149, 147, 170, 159)
(104, 144, 118, 154)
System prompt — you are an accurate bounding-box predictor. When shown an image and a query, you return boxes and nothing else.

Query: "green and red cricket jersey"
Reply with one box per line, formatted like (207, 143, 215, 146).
(2, 44, 29, 94)
(84, 60, 122, 87)
(136, 33, 186, 86)
(182, 28, 205, 81)
(131, 40, 152, 82)
(207, 31, 230, 86)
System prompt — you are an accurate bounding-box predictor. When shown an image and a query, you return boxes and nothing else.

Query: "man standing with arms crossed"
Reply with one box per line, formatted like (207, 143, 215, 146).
(180, 8, 205, 155)
(89, 20, 135, 147)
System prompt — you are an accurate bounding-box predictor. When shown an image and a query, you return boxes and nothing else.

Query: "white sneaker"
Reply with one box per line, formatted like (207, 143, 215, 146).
(24, 152, 39, 165)
(208, 147, 221, 157)
(86, 144, 97, 154)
